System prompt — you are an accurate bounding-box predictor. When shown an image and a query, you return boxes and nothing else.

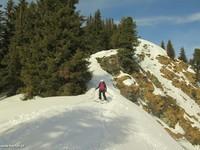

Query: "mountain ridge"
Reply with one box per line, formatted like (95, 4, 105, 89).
(0, 42, 184, 150)
(0, 39, 199, 150)
(97, 38, 200, 149)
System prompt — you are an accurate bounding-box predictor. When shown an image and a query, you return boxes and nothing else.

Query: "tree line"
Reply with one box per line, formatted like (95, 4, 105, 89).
(161, 40, 187, 62)
(161, 40, 200, 82)
(0, 0, 138, 99)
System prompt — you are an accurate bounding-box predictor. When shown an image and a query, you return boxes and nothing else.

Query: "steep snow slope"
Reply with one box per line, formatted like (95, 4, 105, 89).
(0, 50, 182, 150)
(109, 39, 200, 150)
(93, 39, 200, 149)
(135, 39, 200, 127)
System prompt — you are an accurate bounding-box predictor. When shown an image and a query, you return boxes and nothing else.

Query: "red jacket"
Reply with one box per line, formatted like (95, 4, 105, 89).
(97, 82, 107, 92)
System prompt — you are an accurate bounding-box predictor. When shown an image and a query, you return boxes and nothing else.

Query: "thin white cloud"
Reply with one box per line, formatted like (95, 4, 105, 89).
(178, 12, 200, 23)
(136, 12, 200, 26)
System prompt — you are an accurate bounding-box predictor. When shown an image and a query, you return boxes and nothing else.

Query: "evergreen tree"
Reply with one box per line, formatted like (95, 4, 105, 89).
(0, 0, 15, 62)
(111, 24, 120, 49)
(3, 0, 15, 51)
(0, 0, 17, 94)
(166, 40, 175, 59)
(161, 41, 165, 49)
(101, 19, 110, 49)
(84, 9, 107, 53)
(19, 0, 91, 99)
(118, 48, 139, 73)
(0, 5, 6, 92)
(178, 47, 188, 63)
(58, 51, 91, 95)
(84, 10, 119, 53)
(94, 10, 103, 31)
(193, 48, 200, 82)
(0, 0, 142, 99)
(0, 5, 5, 61)
(118, 17, 138, 50)
(117, 17, 139, 73)
(4, 0, 28, 95)
(0, 0, 92, 99)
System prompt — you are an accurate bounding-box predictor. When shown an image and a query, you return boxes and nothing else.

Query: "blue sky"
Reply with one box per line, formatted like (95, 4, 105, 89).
(77, 0, 200, 59)
(1, 0, 200, 59)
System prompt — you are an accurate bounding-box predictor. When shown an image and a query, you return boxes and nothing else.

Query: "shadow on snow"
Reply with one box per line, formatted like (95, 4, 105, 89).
(0, 106, 134, 150)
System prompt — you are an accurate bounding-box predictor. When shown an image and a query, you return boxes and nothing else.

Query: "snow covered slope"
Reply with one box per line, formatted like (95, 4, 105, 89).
(135, 39, 200, 150)
(0, 49, 183, 150)
(96, 39, 200, 150)
(136, 39, 200, 121)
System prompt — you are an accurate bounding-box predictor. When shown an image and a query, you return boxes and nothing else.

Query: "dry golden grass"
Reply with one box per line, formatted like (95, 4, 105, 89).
(172, 79, 200, 105)
(146, 71, 163, 90)
(160, 67, 179, 80)
(137, 52, 145, 61)
(115, 76, 140, 102)
(98, 53, 200, 145)
(156, 55, 171, 65)
(180, 120, 200, 145)
(158, 55, 200, 105)
(183, 71, 196, 85)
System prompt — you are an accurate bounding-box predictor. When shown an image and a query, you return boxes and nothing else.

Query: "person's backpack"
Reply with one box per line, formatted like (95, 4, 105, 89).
(99, 82, 106, 91)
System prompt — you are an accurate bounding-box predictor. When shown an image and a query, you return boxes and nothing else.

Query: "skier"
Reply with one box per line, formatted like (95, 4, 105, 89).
(96, 80, 107, 100)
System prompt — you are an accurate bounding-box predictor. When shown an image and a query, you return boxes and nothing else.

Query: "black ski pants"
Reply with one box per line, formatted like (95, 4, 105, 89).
(99, 90, 107, 100)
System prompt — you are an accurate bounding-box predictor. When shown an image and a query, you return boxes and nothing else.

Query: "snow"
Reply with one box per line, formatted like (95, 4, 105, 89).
(123, 79, 136, 86)
(135, 39, 167, 58)
(179, 139, 200, 150)
(117, 71, 138, 86)
(155, 118, 185, 135)
(174, 122, 185, 135)
(117, 71, 132, 78)
(0, 49, 183, 150)
(184, 114, 200, 129)
(187, 66, 195, 74)
(136, 39, 200, 129)
(172, 70, 192, 86)
(152, 84, 165, 96)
